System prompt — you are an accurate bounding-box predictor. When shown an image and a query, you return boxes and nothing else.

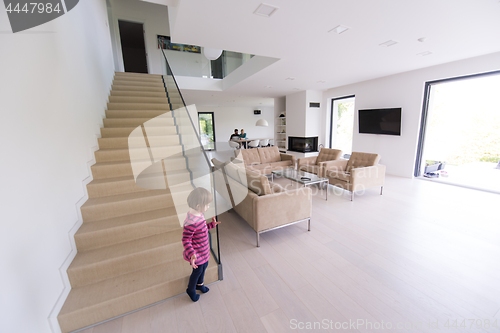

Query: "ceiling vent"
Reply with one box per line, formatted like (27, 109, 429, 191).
(328, 25, 349, 35)
(379, 40, 398, 47)
(254, 3, 279, 17)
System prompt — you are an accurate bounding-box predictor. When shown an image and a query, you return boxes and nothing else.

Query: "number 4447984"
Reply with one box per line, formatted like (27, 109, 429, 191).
(444, 319, 498, 329)
(6, 3, 61, 14)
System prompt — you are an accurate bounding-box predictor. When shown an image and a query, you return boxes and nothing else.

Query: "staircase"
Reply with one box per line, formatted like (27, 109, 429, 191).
(57, 72, 219, 333)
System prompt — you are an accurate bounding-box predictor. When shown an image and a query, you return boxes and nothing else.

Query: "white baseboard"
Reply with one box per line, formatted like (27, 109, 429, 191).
(47, 142, 99, 333)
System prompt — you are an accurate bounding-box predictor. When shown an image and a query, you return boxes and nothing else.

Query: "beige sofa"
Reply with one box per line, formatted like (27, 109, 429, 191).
(235, 146, 295, 174)
(323, 152, 386, 201)
(297, 148, 342, 177)
(212, 158, 312, 246)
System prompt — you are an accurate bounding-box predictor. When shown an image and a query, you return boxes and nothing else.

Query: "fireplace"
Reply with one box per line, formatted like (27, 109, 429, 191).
(288, 136, 318, 153)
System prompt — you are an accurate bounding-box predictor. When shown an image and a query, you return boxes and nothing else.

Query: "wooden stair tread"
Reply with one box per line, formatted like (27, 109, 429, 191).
(82, 186, 191, 207)
(76, 207, 180, 235)
(70, 230, 183, 267)
(59, 255, 217, 314)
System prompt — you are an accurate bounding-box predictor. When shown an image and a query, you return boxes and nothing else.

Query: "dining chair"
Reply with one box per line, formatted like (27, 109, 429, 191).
(228, 140, 240, 150)
(260, 139, 269, 147)
(248, 140, 260, 148)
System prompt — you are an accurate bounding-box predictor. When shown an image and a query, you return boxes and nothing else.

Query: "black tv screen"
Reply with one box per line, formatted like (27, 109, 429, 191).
(358, 108, 401, 136)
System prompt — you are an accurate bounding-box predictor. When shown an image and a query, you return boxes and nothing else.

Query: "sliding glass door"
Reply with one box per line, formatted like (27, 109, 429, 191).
(198, 112, 216, 151)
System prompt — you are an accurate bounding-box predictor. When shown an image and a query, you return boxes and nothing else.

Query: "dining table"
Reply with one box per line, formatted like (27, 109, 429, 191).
(232, 138, 274, 148)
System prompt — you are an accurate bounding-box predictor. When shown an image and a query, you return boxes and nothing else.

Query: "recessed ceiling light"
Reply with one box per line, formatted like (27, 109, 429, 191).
(417, 51, 433, 56)
(328, 25, 349, 34)
(254, 3, 279, 17)
(265, 85, 272, 88)
(317, 80, 326, 83)
(379, 40, 398, 47)
(285, 77, 295, 80)
(293, 88, 301, 90)
(418, 37, 427, 43)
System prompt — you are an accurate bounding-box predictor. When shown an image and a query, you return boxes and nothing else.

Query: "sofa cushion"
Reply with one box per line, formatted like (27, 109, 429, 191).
(270, 183, 285, 193)
(317, 148, 342, 163)
(269, 160, 292, 168)
(247, 165, 273, 175)
(240, 149, 262, 165)
(225, 162, 246, 184)
(243, 169, 272, 196)
(258, 147, 281, 163)
(346, 152, 381, 173)
(325, 169, 351, 182)
(298, 164, 319, 175)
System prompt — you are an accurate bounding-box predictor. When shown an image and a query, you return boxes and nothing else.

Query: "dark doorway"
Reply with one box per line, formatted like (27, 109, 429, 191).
(118, 20, 148, 73)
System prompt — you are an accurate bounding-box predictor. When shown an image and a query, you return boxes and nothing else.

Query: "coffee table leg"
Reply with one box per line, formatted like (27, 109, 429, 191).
(325, 180, 329, 201)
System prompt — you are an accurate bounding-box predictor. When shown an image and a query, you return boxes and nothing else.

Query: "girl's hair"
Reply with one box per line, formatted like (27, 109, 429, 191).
(187, 187, 213, 210)
(241, 129, 244, 131)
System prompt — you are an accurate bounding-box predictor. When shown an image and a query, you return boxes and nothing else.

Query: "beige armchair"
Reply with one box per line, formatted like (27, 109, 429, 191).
(297, 148, 342, 177)
(324, 152, 386, 201)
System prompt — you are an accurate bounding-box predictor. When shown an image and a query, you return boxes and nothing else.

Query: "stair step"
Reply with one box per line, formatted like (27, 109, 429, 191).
(74, 206, 184, 250)
(58, 256, 218, 333)
(113, 76, 163, 83)
(95, 146, 184, 163)
(103, 117, 175, 128)
(115, 72, 162, 79)
(91, 158, 190, 181)
(107, 102, 171, 110)
(112, 80, 164, 88)
(111, 85, 166, 93)
(87, 168, 191, 197)
(80, 189, 190, 222)
(68, 229, 184, 288)
(100, 126, 178, 138)
(110, 90, 167, 98)
(108, 96, 169, 104)
(98, 135, 180, 149)
(105, 110, 169, 119)
(87, 175, 149, 198)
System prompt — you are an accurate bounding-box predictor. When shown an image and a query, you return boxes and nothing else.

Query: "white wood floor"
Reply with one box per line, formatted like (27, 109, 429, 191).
(79, 176, 500, 333)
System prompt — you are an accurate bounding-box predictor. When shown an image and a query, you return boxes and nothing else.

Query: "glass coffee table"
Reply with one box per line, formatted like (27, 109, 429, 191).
(271, 168, 329, 200)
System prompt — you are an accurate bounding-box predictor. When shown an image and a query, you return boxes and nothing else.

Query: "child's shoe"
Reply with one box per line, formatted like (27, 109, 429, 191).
(186, 288, 199, 302)
(196, 284, 209, 293)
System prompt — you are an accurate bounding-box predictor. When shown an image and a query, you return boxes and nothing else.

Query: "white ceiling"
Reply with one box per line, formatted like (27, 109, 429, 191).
(167, 0, 500, 103)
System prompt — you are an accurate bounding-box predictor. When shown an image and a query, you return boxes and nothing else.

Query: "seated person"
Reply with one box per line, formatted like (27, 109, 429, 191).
(239, 129, 247, 148)
(229, 129, 241, 148)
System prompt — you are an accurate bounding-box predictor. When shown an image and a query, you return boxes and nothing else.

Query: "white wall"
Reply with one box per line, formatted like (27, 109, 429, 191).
(323, 52, 500, 178)
(286, 91, 307, 138)
(109, 0, 169, 74)
(305, 90, 324, 141)
(196, 105, 274, 149)
(0, 1, 115, 332)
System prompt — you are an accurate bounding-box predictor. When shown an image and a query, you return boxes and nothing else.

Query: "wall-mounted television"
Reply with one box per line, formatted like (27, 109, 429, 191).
(358, 108, 401, 136)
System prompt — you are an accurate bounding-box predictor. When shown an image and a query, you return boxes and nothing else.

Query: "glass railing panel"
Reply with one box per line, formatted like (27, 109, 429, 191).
(158, 36, 252, 80)
(159, 57, 221, 264)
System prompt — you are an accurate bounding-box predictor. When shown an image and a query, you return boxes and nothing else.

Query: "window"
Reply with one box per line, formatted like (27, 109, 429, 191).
(198, 112, 216, 151)
(330, 96, 355, 155)
(416, 71, 500, 193)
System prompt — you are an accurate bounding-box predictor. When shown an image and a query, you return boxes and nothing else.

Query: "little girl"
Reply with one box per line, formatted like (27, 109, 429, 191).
(182, 187, 220, 302)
